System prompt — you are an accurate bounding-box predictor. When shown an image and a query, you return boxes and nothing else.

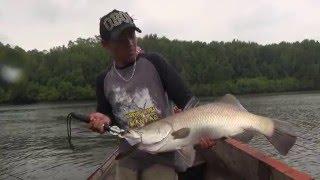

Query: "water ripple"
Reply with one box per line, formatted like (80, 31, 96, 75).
(1, 93, 319, 179)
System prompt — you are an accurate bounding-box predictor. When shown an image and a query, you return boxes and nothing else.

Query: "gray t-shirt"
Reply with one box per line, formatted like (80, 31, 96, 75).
(96, 53, 197, 129)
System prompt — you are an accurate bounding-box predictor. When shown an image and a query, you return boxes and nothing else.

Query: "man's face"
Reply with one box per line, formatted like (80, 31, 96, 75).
(104, 28, 137, 62)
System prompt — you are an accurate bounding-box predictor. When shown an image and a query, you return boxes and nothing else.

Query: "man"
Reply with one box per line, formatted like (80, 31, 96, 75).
(89, 9, 214, 179)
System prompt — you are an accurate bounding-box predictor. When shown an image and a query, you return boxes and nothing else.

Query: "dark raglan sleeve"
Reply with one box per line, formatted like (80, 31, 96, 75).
(144, 53, 199, 110)
(95, 71, 116, 124)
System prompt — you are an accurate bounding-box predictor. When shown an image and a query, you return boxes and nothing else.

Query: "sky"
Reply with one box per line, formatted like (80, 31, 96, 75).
(1, 0, 320, 51)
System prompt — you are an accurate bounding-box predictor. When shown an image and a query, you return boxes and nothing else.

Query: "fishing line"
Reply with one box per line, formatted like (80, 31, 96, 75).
(66, 113, 75, 150)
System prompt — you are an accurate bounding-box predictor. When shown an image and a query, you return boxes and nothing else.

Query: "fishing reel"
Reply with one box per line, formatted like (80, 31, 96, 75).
(66, 112, 126, 149)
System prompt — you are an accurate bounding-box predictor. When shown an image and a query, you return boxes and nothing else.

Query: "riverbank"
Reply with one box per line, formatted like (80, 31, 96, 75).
(1, 89, 320, 106)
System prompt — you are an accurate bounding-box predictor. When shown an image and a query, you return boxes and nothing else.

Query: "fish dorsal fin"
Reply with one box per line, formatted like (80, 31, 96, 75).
(219, 94, 247, 111)
(171, 128, 190, 139)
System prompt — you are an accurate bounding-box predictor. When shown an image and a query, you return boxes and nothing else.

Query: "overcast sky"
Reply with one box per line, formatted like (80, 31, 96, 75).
(1, 0, 320, 50)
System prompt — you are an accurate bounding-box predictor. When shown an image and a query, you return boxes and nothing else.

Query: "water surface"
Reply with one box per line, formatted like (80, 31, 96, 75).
(0, 93, 319, 179)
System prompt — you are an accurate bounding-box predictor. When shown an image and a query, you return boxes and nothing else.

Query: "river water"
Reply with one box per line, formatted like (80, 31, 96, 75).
(0, 93, 319, 179)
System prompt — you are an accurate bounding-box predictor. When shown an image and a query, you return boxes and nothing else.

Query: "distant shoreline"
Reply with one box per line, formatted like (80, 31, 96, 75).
(198, 90, 320, 101)
(1, 90, 319, 106)
(235, 89, 320, 97)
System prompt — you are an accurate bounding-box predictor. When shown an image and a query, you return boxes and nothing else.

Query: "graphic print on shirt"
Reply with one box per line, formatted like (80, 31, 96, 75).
(111, 86, 161, 128)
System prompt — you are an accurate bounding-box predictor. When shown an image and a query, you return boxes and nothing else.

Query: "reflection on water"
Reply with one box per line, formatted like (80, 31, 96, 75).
(0, 93, 319, 179)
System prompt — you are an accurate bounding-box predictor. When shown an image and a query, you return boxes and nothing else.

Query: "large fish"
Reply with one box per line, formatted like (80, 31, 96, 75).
(121, 94, 297, 168)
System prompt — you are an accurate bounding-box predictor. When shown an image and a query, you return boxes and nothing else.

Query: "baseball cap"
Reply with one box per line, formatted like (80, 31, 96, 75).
(99, 9, 141, 41)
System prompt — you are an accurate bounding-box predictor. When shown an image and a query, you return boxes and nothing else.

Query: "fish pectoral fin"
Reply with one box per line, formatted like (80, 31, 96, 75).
(171, 128, 190, 139)
(174, 146, 196, 171)
(219, 94, 247, 111)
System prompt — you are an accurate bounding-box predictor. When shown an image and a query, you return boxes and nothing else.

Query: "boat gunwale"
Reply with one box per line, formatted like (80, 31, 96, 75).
(87, 139, 314, 180)
(224, 138, 314, 180)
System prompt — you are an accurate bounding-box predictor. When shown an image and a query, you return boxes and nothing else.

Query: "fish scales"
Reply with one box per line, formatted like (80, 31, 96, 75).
(122, 94, 297, 159)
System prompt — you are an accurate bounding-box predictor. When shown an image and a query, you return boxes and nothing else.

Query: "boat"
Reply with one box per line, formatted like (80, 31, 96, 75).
(87, 138, 314, 180)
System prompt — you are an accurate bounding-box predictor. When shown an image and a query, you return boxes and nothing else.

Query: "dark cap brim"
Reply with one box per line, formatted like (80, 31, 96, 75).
(110, 23, 141, 40)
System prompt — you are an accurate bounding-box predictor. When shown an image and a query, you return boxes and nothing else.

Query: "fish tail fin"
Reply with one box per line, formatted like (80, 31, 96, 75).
(265, 119, 297, 155)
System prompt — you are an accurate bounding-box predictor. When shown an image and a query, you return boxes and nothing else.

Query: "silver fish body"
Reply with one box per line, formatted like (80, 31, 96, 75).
(122, 94, 296, 156)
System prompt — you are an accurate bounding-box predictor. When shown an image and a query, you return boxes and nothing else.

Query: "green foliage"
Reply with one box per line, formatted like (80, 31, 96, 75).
(37, 86, 60, 101)
(0, 87, 9, 102)
(191, 77, 304, 96)
(0, 36, 319, 104)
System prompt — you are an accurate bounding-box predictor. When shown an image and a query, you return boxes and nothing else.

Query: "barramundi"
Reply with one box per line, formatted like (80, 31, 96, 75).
(121, 94, 297, 167)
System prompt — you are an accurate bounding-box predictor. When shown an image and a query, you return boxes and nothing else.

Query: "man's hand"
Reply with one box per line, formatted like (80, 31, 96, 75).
(173, 106, 182, 114)
(199, 137, 216, 149)
(89, 112, 111, 134)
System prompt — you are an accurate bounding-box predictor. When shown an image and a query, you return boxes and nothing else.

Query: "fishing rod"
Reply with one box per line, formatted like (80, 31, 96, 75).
(66, 112, 126, 149)
(66, 112, 140, 159)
